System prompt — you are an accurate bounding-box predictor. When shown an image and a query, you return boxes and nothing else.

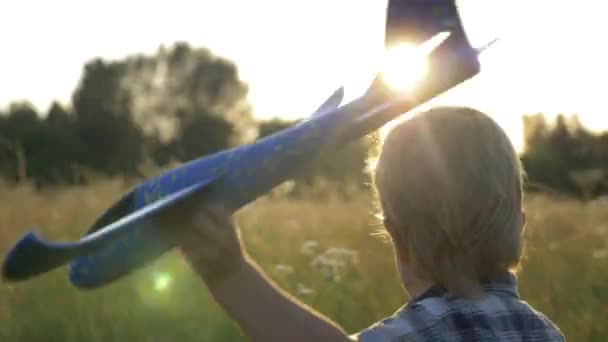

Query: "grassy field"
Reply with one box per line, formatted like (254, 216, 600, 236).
(0, 179, 607, 341)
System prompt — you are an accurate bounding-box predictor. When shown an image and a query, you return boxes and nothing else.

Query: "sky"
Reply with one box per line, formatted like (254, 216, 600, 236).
(0, 0, 606, 151)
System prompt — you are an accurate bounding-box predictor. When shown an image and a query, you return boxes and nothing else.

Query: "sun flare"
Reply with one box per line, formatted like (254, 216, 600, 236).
(380, 43, 429, 91)
(380, 32, 450, 92)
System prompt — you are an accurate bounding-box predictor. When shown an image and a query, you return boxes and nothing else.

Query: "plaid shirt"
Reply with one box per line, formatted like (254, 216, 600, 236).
(355, 273, 565, 341)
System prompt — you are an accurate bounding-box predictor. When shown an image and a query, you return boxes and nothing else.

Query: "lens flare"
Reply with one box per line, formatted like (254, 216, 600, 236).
(153, 272, 172, 292)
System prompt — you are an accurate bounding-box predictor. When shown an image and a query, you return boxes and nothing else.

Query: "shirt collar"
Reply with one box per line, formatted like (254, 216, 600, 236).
(409, 271, 519, 304)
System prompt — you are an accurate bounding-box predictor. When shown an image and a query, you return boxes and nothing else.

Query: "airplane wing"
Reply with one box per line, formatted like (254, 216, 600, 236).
(2, 176, 218, 285)
(311, 86, 344, 117)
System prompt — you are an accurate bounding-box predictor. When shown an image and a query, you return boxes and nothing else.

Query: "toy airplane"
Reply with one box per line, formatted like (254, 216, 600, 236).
(2, 0, 495, 289)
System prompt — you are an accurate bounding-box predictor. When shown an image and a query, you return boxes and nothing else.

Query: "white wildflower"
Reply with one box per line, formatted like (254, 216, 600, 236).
(274, 264, 293, 275)
(592, 249, 608, 259)
(548, 241, 559, 251)
(310, 255, 336, 280)
(296, 283, 314, 295)
(310, 255, 330, 269)
(310, 247, 359, 281)
(324, 247, 359, 264)
(300, 240, 319, 256)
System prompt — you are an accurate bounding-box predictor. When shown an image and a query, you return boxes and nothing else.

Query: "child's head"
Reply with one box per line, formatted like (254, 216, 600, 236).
(372, 106, 525, 298)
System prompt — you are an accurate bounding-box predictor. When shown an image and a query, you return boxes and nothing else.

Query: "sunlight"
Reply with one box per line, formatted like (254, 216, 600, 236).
(377, 32, 452, 141)
(380, 43, 428, 91)
(380, 32, 450, 92)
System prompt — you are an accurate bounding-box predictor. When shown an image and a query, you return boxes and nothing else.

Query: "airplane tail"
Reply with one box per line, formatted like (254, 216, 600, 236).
(475, 38, 500, 54)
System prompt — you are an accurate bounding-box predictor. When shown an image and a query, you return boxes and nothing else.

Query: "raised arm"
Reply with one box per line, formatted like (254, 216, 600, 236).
(158, 204, 354, 342)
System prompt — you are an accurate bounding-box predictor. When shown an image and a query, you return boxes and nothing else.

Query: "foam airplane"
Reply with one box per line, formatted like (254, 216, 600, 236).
(2, 0, 496, 289)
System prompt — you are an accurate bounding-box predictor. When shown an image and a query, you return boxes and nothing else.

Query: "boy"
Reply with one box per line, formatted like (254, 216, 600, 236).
(162, 106, 565, 341)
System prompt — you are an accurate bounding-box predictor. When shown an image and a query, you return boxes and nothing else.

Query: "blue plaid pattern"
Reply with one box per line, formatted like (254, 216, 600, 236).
(356, 273, 565, 341)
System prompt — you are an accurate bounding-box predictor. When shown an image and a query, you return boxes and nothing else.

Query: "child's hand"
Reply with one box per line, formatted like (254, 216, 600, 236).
(156, 200, 353, 342)
(156, 202, 246, 284)
(181, 205, 247, 284)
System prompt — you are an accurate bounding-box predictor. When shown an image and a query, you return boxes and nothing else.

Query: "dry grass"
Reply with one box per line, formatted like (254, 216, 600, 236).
(0, 181, 607, 341)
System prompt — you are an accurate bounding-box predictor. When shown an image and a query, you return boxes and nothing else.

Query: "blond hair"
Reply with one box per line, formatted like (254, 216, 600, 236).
(372, 107, 525, 298)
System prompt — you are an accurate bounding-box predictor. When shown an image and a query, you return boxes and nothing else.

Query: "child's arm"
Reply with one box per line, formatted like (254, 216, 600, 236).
(160, 205, 355, 342)
(203, 255, 353, 342)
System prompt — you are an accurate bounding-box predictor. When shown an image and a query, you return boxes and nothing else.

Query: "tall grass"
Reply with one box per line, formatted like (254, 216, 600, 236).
(0, 181, 606, 341)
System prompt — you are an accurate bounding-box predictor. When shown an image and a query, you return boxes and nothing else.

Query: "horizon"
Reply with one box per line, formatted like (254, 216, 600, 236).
(1, 0, 606, 152)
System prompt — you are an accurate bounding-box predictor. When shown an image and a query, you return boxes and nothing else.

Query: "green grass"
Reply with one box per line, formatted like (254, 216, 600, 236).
(1, 180, 607, 341)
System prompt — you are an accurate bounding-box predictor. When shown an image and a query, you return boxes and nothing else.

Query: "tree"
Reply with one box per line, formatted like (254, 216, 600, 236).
(522, 114, 576, 194)
(0, 102, 85, 186)
(72, 59, 145, 177)
(258, 119, 293, 139)
(71, 43, 256, 176)
(173, 109, 234, 161)
(522, 113, 549, 153)
(41, 102, 84, 184)
(121, 42, 257, 161)
(521, 113, 608, 198)
(0, 102, 40, 182)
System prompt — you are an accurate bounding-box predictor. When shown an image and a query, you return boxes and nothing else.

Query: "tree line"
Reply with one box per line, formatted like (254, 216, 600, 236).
(0, 42, 605, 199)
(522, 114, 608, 199)
(0, 43, 369, 194)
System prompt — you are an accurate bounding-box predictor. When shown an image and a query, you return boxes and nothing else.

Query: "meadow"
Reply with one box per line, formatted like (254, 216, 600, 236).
(0, 179, 607, 341)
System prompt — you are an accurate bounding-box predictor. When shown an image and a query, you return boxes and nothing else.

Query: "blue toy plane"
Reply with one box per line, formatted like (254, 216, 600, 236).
(2, 0, 495, 289)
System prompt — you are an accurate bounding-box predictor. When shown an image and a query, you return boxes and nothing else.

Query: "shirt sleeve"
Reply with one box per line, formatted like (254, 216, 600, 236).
(352, 315, 417, 342)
